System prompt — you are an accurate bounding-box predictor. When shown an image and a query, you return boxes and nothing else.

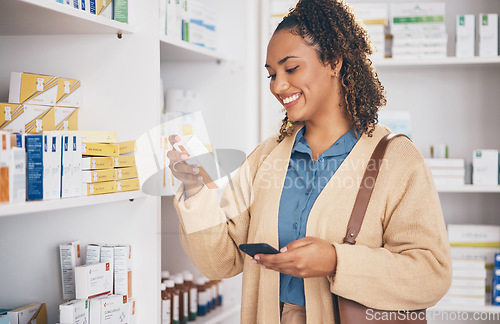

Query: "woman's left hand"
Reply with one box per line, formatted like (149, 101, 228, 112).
(253, 237, 337, 278)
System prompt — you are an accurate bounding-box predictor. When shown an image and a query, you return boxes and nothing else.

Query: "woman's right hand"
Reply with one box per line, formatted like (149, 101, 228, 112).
(167, 135, 204, 198)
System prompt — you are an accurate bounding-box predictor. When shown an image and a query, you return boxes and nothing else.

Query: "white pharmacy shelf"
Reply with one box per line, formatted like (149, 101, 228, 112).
(160, 35, 227, 62)
(0, 0, 134, 36)
(430, 305, 500, 313)
(436, 184, 500, 193)
(193, 303, 241, 324)
(0, 191, 146, 218)
(373, 56, 500, 67)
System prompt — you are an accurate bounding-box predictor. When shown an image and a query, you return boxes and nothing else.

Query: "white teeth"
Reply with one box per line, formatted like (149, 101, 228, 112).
(282, 93, 300, 104)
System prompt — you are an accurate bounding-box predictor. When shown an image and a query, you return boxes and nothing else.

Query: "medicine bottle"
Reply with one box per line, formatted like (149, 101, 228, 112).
(162, 270, 170, 281)
(216, 280, 223, 306)
(170, 278, 180, 324)
(195, 277, 208, 316)
(183, 272, 197, 321)
(174, 274, 188, 324)
(161, 283, 172, 324)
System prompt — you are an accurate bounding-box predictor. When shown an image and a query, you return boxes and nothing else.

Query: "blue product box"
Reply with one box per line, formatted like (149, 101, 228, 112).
(492, 277, 500, 305)
(26, 135, 43, 201)
(495, 253, 500, 269)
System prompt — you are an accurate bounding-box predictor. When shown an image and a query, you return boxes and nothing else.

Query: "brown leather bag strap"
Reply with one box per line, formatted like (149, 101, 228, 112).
(343, 134, 410, 244)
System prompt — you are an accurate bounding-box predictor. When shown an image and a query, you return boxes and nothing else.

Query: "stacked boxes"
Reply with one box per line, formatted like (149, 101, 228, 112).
(59, 241, 83, 300)
(389, 2, 447, 59)
(447, 224, 500, 304)
(479, 14, 499, 57)
(424, 158, 465, 186)
(350, 2, 389, 60)
(473, 149, 499, 185)
(160, 0, 218, 50)
(7, 303, 47, 324)
(81, 141, 119, 196)
(115, 140, 140, 193)
(56, 0, 129, 23)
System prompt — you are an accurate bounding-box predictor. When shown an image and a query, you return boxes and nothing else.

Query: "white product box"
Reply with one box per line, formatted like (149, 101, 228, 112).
(479, 13, 499, 57)
(128, 298, 137, 324)
(75, 262, 113, 299)
(9, 147, 26, 203)
(472, 149, 499, 185)
(101, 245, 115, 288)
(59, 299, 89, 324)
(114, 245, 131, 296)
(9, 72, 58, 106)
(56, 78, 82, 107)
(59, 241, 82, 300)
(43, 135, 61, 200)
(173, 134, 227, 189)
(8, 303, 46, 324)
(0, 103, 25, 133)
(82, 157, 114, 170)
(89, 295, 129, 324)
(97, 0, 113, 19)
(86, 243, 101, 264)
(61, 136, 72, 198)
(456, 15, 475, 57)
(23, 105, 55, 134)
(390, 2, 446, 32)
(448, 224, 500, 247)
(55, 107, 79, 131)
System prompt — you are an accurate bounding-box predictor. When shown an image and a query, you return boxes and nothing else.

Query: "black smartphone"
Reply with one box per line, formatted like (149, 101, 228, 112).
(239, 243, 280, 258)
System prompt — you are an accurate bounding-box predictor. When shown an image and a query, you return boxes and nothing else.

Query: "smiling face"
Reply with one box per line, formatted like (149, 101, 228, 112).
(265, 30, 343, 124)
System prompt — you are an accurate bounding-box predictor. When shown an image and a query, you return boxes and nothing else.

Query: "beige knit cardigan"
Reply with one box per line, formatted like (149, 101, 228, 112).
(174, 124, 452, 323)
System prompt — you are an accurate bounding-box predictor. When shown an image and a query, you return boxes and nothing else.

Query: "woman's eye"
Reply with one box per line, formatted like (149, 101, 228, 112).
(286, 66, 299, 73)
(267, 74, 276, 79)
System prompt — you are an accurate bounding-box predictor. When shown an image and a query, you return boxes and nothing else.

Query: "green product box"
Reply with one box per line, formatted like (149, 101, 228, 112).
(114, 0, 128, 23)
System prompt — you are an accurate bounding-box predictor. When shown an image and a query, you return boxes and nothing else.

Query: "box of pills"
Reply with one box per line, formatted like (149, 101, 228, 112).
(9, 147, 26, 203)
(115, 166, 138, 180)
(479, 13, 499, 57)
(82, 180, 116, 196)
(472, 149, 499, 185)
(55, 107, 79, 131)
(493, 277, 500, 305)
(114, 245, 131, 296)
(56, 78, 82, 107)
(0, 103, 25, 133)
(448, 224, 500, 247)
(82, 142, 119, 157)
(9, 72, 58, 106)
(89, 295, 129, 324)
(97, 0, 113, 18)
(82, 169, 116, 183)
(59, 241, 82, 300)
(82, 157, 114, 170)
(174, 134, 226, 189)
(45, 130, 117, 143)
(118, 140, 136, 155)
(75, 262, 112, 299)
(128, 298, 137, 324)
(61, 136, 72, 198)
(0, 132, 10, 203)
(114, 155, 135, 168)
(116, 178, 140, 192)
(59, 299, 88, 324)
(70, 135, 83, 197)
(114, 0, 128, 23)
(24, 105, 55, 134)
(456, 14, 475, 57)
(25, 135, 44, 201)
(8, 302, 47, 324)
(43, 135, 61, 200)
(86, 243, 101, 264)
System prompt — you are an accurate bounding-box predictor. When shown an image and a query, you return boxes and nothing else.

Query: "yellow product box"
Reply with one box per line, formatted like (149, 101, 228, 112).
(115, 166, 138, 180)
(114, 155, 136, 168)
(82, 180, 116, 196)
(56, 78, 82, 107)
(45, 130, 116, 143)
(24, 105, 55, 134)
(55, 107, 79, 131)
(116, 178, 140, 193)
(82, 169, 117, 183)
(0, 103, 25, 133)
(9, 72, 58, 105)
(97, 0, 113, 18)
(82, 157, 114, 170)
(118, 140, 137, 155)
(82, 142, 119, 157)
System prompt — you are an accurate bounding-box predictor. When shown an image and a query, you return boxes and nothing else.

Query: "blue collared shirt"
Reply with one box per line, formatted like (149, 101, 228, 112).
(278, 127, 359, 306)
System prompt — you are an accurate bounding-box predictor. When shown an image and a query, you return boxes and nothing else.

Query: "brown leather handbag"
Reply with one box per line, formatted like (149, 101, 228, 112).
(332, 134, 427, 324)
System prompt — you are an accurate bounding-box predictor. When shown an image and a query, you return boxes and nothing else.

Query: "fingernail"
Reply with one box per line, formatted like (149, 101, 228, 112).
(192, 167, 199, 174)
(251, 259, 257, 264)
(280, 247, 287, 253)
(181, 154, 188, 160)
(254, 255, 260, 260)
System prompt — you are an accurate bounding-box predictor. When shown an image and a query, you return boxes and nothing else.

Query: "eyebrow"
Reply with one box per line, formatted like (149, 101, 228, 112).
(265, 56, 299, 68)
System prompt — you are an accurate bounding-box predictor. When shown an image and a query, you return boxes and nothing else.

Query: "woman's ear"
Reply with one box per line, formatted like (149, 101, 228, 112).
(330, 57, 343, 78)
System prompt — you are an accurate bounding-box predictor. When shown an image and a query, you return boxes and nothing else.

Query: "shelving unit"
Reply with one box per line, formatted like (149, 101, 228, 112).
(160, 36, 227, 61)
(373, 56, 500, 67)
(0, 0, 134, 35)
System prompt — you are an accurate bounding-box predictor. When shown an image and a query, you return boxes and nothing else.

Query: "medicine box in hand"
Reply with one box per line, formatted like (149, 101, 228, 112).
(173, 134, 226, 189)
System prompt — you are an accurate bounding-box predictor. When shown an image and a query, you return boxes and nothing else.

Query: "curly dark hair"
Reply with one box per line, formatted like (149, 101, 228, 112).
(275, 0, 386, 142)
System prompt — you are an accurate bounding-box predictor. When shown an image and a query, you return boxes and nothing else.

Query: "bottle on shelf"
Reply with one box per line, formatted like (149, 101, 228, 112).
(195, 277, 208, 317)
(216, 279, 223, 306)
(161, 283, 172, 324)
(170, 278, 180, 324)
(174, 274, 188, 324)
(162, 270, 171, 283)
(182, 271, 197, 321)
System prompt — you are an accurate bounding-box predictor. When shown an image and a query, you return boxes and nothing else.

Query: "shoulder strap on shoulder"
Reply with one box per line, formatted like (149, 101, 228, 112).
(343, 133, 410, 245)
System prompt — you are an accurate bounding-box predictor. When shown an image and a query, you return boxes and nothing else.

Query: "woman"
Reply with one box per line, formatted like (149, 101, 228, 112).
(168, 0, 451, 323)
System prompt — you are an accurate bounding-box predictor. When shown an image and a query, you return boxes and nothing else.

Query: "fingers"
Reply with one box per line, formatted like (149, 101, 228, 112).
(168, 134, 180, 146)
(283, 236, 314, 252)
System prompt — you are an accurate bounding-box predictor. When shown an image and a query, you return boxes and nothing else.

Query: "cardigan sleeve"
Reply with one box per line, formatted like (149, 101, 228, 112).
(173, 136, 278, 279)
(328, 151, 452, 311)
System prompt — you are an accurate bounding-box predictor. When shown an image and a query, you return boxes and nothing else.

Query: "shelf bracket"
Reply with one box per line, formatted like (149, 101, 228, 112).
(117, 32, 123, 39)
